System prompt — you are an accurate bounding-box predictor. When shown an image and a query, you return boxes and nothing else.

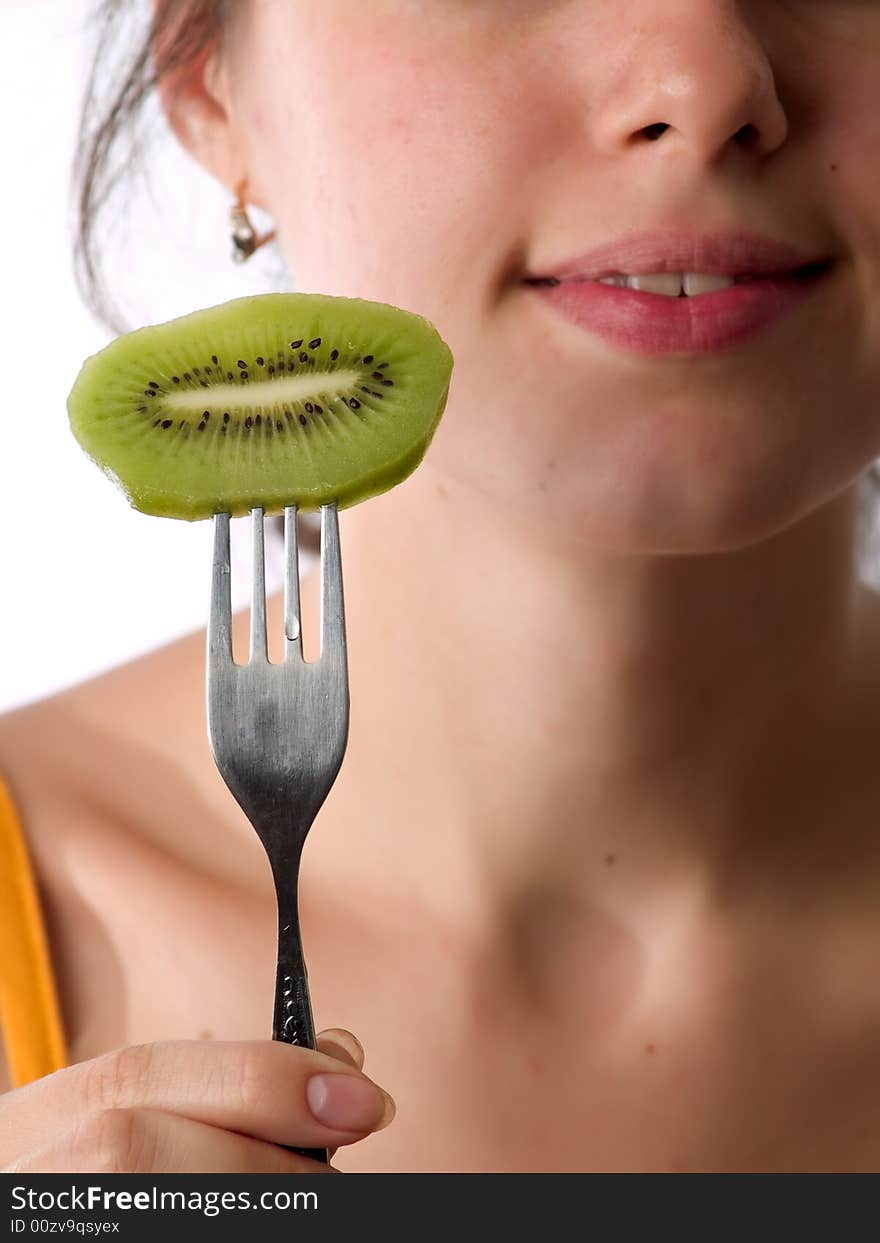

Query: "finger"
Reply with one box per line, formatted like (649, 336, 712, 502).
(1, 1040, 394, 1163)
(316, 1029, 365, 1070)
(5, 1107, 337, 1174)
(314, 1033, 365, 1158)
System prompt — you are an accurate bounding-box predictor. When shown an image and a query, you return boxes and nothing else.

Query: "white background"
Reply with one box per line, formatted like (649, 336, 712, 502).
(3, 0, 316, 712)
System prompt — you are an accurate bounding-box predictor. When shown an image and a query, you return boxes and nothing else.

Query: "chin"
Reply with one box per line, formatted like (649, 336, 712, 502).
(450, 441, 859, 558)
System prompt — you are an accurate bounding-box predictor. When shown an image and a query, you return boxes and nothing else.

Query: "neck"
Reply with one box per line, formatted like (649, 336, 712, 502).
(292, 468, 880, 933)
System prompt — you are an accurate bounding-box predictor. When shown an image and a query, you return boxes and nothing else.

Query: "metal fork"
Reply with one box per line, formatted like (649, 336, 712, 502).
(206, 503, 350, 1166)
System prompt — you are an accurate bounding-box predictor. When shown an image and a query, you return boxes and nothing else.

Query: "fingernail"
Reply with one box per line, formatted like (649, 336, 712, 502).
(306, 1073, 391, 1132)
(316, 1029, 365, 1068)
(335, 1030, 364, 1061)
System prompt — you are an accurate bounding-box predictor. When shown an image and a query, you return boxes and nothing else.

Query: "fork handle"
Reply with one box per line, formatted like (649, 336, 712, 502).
(272, 878, 329, 1166)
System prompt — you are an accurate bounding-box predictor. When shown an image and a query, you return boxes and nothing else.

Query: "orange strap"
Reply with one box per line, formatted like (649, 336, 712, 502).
(0, 775, 67, 1087)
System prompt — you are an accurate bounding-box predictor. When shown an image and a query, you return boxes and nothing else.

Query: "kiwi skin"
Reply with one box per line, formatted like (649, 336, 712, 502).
(67, 292, 454, 521)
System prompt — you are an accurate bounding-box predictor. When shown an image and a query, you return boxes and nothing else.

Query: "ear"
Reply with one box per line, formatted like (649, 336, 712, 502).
(152, 3, 265, 207)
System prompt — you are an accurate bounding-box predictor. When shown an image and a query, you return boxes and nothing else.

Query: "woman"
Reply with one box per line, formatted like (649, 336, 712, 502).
(2, 0, 880, 1172)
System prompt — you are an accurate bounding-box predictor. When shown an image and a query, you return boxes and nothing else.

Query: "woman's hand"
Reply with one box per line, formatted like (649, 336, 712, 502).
(0, 1029, 394, 1172)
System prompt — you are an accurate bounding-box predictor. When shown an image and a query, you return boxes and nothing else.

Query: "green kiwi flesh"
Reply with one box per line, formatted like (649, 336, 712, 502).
(67, 292, 454, 520)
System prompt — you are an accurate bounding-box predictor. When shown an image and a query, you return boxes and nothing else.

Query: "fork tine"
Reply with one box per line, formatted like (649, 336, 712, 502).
(209, 512, 233, 665)
(250, 507, 268, 662)
(284, 505, 304, 661)
(320, 502, 346, 661)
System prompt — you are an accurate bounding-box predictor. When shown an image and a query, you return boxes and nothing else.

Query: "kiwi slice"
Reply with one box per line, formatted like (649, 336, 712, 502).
(67, 292, 454, 520)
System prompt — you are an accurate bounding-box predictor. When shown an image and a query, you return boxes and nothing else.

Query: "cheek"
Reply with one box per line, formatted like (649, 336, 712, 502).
(242, 7, 529, 306)
(769, 14, 880, 318)
(804, 59, 880, 387)
(823, 112, 880, 318)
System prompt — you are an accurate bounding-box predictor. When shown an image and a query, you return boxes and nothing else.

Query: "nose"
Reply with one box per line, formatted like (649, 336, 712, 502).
(591, 2, 789, 167)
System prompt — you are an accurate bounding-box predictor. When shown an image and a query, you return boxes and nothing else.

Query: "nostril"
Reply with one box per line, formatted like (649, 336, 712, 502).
(737, 124, 763, 150)
(642, 123, 670, 142)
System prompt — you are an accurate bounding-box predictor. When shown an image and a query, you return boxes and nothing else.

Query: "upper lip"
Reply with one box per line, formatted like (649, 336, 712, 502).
(526, 230, 832, 281)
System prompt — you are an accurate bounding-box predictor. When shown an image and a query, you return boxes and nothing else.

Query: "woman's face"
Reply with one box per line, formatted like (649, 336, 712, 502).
(218, 0, 880, 553)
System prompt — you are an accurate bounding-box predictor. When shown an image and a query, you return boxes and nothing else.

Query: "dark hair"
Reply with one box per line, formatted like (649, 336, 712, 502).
(71, 1, 880, 581)
(73, 0, 238, 336)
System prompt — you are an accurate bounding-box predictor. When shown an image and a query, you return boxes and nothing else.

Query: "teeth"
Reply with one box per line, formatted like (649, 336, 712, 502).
(627, 272, 686, 297)
(597, 272, 737, 297)
(686, 273, 740, 297)
(682, 272, 738, 296)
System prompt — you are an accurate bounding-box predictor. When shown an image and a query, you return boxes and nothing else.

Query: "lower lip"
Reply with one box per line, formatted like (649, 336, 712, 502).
(527, 266, 832, 356)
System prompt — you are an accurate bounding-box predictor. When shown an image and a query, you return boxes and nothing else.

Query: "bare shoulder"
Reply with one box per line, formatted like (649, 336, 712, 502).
(0, 623, 221, 888)
(0, 692, 88, 843)
(0, 659, 157, 888)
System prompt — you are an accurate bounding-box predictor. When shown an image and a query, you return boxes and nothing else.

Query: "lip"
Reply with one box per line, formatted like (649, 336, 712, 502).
(525, 258, 835, 356)
(526, 229, 830, 281)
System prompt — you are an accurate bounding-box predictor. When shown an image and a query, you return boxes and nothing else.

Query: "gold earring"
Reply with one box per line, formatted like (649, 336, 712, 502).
(229, 180, 276, 263)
